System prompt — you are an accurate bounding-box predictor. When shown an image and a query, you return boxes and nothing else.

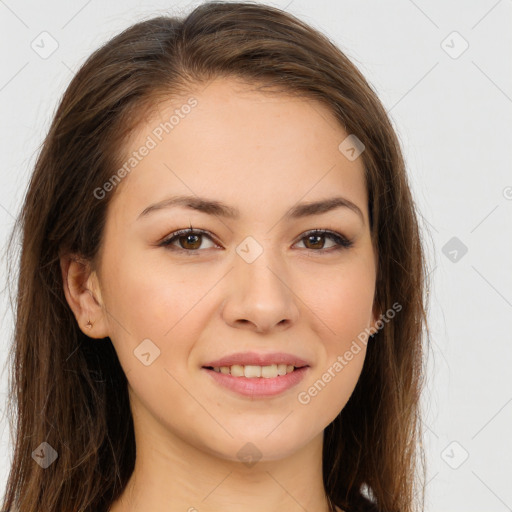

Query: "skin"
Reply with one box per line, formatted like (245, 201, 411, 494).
(62, 77, 379, 512)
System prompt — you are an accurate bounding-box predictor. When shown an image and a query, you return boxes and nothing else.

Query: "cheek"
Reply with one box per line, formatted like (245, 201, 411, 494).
(296, 345, 367, 433)
(296, 274, 372, 423)
(101, 243, 188, 330)
(305, 256, 376, 345)
(101, 248, 219, 374)
(294, 259, 374, 418)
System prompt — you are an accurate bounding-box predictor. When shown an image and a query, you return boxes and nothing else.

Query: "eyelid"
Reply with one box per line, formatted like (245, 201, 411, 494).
(295, 228, 353, 250)
(158, 228, 220, 251)
(158, 227, 353, 253)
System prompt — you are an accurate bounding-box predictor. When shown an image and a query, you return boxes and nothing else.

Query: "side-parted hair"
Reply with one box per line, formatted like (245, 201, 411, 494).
(2, 2, 430, 511)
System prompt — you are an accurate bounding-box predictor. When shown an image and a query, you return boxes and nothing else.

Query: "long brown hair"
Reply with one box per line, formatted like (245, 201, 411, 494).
(2, 2, 431, 511)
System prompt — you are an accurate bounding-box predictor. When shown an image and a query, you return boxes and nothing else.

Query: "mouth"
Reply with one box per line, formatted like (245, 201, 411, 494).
(202, 363, 306, 378)
(201, 362, 310, 398)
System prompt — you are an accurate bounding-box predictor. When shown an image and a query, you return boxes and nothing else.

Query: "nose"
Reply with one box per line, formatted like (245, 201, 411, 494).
(221, 245, 300, 334)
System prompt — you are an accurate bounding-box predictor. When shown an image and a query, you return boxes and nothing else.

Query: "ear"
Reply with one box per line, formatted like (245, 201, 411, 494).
(60, 254, 109, 339)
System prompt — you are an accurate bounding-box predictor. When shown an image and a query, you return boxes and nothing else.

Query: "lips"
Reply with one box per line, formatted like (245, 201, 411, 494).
(202, 351, 310, 368)
(201, 351, 311, 398)
(203, 365, 309, 397)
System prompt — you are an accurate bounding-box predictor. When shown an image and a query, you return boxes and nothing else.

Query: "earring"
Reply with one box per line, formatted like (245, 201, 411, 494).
(85, 320, 93, 329)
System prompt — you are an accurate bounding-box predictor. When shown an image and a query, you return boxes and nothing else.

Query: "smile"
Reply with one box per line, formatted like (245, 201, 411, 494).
(205, 363, 297, 378)
(202, 365, 309, 398)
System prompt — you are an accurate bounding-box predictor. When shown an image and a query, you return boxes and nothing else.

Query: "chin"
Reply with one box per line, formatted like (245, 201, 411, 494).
(203, 427, 320, 464)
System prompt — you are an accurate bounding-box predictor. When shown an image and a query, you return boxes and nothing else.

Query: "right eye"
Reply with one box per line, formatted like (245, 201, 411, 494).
(159, 228, 219, 252)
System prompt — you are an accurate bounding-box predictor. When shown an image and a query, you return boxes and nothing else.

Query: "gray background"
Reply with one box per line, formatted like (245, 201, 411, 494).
(1, 0, 511, 510)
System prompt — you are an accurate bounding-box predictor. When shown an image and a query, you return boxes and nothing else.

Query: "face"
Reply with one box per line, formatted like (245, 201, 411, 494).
(89, 77, 378, 463)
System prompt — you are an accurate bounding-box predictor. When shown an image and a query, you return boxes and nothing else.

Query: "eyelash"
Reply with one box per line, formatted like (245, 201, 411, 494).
(158, 226, 354, 255)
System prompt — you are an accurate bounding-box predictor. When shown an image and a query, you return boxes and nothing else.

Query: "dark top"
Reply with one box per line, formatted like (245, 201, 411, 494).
(341, 495, 381, 512)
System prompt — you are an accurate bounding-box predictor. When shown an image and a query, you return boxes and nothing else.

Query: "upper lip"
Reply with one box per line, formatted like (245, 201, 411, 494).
(202, 351, 310, 368)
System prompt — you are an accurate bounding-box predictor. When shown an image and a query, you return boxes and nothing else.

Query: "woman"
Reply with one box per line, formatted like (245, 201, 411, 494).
(2, 2, 430, 511)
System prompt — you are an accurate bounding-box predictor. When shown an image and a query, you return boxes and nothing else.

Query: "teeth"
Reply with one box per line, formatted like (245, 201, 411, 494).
(231, 365, 244, 377)
(277, 364, 288, 376)
(211, 364, 297, 378)
(261, 364, 277, 378)
(244, 365, 261, 378)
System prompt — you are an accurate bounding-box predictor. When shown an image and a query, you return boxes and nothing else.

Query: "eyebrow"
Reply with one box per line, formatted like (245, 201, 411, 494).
(138, 194, 364, 222)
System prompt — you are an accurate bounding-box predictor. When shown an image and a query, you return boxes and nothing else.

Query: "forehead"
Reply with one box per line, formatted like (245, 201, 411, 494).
(108, 77, 368, 224)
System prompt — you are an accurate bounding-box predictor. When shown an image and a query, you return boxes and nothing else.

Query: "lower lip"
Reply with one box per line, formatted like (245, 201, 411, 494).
(202, 366, 309, 398)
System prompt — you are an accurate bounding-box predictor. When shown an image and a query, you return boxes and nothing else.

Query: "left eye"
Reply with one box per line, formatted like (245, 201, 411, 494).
(295, 230, 353, 251)
(159, 228, 353, 253)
